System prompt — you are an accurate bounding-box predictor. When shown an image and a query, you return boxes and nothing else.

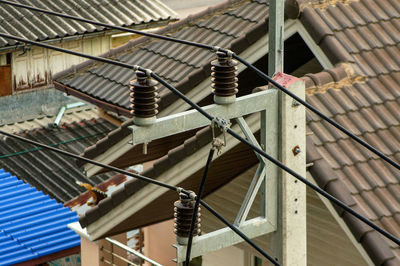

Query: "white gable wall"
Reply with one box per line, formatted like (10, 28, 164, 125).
(9, 35, 111, 92)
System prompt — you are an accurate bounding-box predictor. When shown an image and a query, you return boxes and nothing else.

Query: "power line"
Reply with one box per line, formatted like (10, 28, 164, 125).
(1, 0, 399, 172)
(0, 131, 107, 159)
(185, 148, 215, 266)
(0, 32, 398, 246)
(0, 129, 179, 192)
(232, 55, 400, 171)
(200, 199, 280, 266)
(0, 0, 220, 52)
(0, 129, 276, 263)
(155, 71, 400, 247)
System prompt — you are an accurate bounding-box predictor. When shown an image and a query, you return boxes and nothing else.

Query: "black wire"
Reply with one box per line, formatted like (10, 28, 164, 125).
(232, 55, 400, 171)
(0, 0, 219, 52)
(2, 0, 399, 172)
(0, 130, 280, 262)
(185, 148, 215, 266)
(200, 199, 280, 266)
(0, 130, 179, 192)
(225, 128, 400, 246)
(0, 26, 398, 246)
(154, 73, 400, 247)
(0, 34, 279, 262)
(0, 32, 139, 69)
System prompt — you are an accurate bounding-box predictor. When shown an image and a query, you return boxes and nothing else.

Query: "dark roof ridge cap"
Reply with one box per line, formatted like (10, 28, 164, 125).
(286, 0, 361, 18)
(303, 63, 367, 94)
(307, 139, 396, 265)
(53, 0, 243, 81)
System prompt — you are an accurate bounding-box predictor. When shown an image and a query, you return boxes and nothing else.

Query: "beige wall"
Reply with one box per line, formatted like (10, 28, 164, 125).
(144, 219, 176, 266)
(202, 246, 246, 266)
(81, 237, 100, 266)
(81, 233, 128, 266)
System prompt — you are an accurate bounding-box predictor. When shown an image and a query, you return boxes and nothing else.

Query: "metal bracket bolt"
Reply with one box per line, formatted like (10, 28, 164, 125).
(292, 100, 300, 107)
(292, 145, 301, 156)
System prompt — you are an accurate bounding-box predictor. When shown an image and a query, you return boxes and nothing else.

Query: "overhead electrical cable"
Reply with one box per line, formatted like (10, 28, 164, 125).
(0, 129, 276, 263)
(185, 148, 214, 266)
(1, 0, 399, 172)
(0, 0, 218, 52)
(200, 199, 280, 265)
(0, 129, 179, 192)
(154, 71, 400, 247)
(0, 32, 398, 246)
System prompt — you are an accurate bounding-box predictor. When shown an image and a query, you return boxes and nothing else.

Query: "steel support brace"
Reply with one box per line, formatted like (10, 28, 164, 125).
(129, 89, 277, 145)
(174, 217, 275, 263)
(234, 164, 266, 226)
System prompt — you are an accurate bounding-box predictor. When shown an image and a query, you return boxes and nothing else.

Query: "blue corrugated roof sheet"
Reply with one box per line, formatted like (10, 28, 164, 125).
(0, 169, 80, 266)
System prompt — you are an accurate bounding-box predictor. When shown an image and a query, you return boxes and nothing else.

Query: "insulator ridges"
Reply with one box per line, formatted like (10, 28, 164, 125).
(129, 71, 158, 123)
(211, 52, 238, 104)
(174, 192, 201, 244)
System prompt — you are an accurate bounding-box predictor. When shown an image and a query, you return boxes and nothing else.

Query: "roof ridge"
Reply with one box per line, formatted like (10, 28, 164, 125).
(286, 0, 361, 18)
(303, 63, 367, 95)
(306, 138, 397, 265)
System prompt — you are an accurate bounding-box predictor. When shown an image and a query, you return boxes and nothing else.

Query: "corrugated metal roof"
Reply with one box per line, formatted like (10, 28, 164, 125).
(0, 116, 117, 203)
(0, 0, 178, 48)
(0, 168, 80, 266)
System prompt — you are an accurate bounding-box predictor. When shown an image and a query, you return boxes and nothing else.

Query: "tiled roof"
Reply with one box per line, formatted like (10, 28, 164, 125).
(0, 106, 99, 134)
(0, 0, 177, 48)
(55, 0, 400, 263)
(54, 0, 269, 115)
(79, 126, 259, 236)
(300, 0, 400, 263)
(55, 0, 270, 170)
(0, 169, 80, 265)
(0, 115, 117, 203)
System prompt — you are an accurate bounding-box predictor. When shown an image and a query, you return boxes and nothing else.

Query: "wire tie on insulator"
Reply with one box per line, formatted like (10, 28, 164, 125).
(225, 49, 234, 59)
(176, 187, 183, 194)
(212, 46, 221, 52)
(189, 191, 197, 200)
(132, 65, 140, 72)
(144, 68, 152, 78)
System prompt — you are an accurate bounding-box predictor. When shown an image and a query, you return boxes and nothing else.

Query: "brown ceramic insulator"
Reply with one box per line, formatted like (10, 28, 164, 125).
(129, 71, 158, 118)
(211, 52, 238, 97)
(173, 193, 201, 238)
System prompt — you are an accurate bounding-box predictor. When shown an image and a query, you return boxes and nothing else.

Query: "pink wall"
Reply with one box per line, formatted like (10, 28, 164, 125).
(144, 219, 176, 266)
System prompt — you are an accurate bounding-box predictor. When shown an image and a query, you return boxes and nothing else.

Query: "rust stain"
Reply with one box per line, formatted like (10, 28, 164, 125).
(64, 173, 129, 209)
(306, 63, 367, 95)
(305, 0, 360, 10)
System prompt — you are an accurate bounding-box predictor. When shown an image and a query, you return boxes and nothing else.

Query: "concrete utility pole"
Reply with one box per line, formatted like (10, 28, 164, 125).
(268, 1, 307, 265)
